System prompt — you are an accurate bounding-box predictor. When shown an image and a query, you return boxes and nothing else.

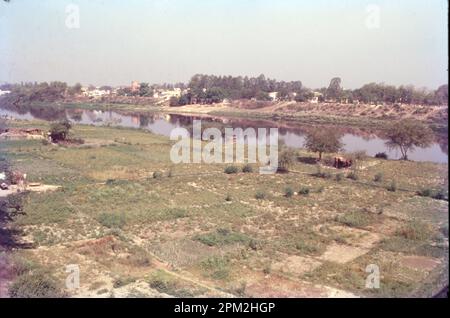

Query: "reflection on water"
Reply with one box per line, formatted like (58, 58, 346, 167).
(1, 106, 448, 164)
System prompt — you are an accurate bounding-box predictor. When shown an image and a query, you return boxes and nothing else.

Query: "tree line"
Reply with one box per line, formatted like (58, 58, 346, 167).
(1, 76, 447, 106)
(170, 74, 448, 106)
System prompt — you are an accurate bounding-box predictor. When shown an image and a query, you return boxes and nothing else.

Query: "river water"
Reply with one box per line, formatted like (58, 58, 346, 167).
(0, 106, 447, 164)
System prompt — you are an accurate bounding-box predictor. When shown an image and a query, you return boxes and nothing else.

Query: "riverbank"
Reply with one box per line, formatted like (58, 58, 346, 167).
(1, 99, 448, 134)
(0, 119, 448, 297)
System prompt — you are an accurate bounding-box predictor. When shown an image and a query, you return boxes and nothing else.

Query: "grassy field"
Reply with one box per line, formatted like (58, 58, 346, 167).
(1, 119, 448, 298)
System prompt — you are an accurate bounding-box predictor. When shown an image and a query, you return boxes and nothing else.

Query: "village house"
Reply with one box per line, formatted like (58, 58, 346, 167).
(310, 91, 323, 104)
(268, 92, 278, 101)
(0, 89, 11, 96)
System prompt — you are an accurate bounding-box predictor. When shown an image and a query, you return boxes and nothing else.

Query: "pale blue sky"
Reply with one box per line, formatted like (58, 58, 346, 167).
(0, 0, 447, 88)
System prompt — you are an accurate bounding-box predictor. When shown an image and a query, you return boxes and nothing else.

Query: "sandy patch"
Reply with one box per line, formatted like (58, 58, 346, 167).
(272, 255, 322, 276)
(319, 243, 369, 264)
(400, 256, 441, 272)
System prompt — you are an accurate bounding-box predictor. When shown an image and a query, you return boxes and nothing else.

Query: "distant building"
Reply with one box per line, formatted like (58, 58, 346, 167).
(310, 91, 323, 104)
(131, 81, 140, 93)
(82, 87, 110, 98)
(268, 92, 278, 101)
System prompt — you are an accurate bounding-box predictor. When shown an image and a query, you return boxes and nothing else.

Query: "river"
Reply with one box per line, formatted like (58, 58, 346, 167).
(0, 106, 447, 164)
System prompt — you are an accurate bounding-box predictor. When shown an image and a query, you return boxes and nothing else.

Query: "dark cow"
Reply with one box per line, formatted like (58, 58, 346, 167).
(334, 156, 352, 169)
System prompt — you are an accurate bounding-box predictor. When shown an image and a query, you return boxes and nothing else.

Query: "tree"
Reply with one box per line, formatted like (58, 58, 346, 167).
(326, 77, 343, 101)
(434, 84, 448, 105)
(139, 83, 152, 97)
(169, 96, 180, 107)
(304, 128, 343, 160)
(49, 120, 71, 142)
(68, 83, 82, 95)
(385, 119, 434, 160)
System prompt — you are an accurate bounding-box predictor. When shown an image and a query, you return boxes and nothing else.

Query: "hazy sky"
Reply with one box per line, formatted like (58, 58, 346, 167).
(0, 0, 447, 89)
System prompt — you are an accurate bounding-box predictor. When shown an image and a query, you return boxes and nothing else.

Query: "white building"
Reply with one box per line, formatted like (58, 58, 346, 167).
(82, 87, 110, 98)
(268, 92, 278, 101)
(310, 91, 323, 104)
(0, 90, 11, 96)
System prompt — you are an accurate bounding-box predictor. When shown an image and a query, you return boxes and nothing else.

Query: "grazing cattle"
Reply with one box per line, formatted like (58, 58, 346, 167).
(334, 156, 352, 169)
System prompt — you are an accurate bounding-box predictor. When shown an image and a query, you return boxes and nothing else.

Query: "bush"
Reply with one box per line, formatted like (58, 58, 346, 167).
(350, 150, 367, 160)
(255, 191, 266, 200)
(396, 220, 432, 241)
(387, 181, 397, 192)
(224, 165, 239, 174)
(194, 228, 250, 246)
(416, 188, 432, 197)
(225, 194, 232, 202)
(49, 120, 71, 142)
(200, 256, 230, 280)
(242, 164, 253, 173)
(9, 271, 63, 298)
(97, 213, 126, 229)
(373, 172, 383, 182)
(113, 276, 136, 288)
(336, 211, 376, 228)
(278, 149, 296, 172)
(346, 172, 359, 180)
(298, 187, 310, 195)
(335, 173, 344, 182)
(432, 190, 447, 201)
(313, 165, 332, 179)
(153, 171, 163, 179)
(375, 152, 388, 159)
(284, 187, 294, 198)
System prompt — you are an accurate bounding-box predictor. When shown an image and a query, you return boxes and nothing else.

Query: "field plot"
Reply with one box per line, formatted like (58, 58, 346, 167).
(0, 120, 448, 298)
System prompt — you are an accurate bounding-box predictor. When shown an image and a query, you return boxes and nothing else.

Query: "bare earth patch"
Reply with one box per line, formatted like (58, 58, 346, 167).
(400, 256, 441, 272)
(319, 243, 369, 264)
(272, 255, 322, 276)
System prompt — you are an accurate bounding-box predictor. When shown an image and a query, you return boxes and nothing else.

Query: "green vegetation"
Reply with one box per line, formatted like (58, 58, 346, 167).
(304, 128, 343, 160)
(1, 119, 447, 298)
(194, 228, 251, 247)
(242, 164, 253, 173)
(97, 212, 126, 229)
(284, 187, 294, 198)
(224, 165, 239, 174)
(336, 211, 377, 228)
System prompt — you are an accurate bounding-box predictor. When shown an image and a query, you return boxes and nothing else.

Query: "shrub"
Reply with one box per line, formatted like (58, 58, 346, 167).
(97, 213, 126, 229)
(284, 187, 294, 198)
(335, 173, 344, 182)
(113, 276, 135, 288)
(396, 220, 432, 241)
(255, 191, 266, 200)
(167, 169, 173, 178)
(336, 211, 376, 228)
(373, 172, 383, 182)
(9, 270, 63, 298)
(432, 190, 447, 201)
(225, 194, 232, 202)
(375, 152, 388, 159)
(350, 150, 367, 160)
(416, 188, 432, 197)
(194, 228, 250, 246)
(242, 164, 253, 173)
(313, 165, 332, 179)
(224, 165, 239, 174)
(200, 256, 230, 280)
(387, 181, 397, 192)
(298, 187, 310, 195)
(49, 120, 71, 142)
(346, 172, 358, 180)
(278, 149, 296, 172)
(153, 171, 163, 179)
